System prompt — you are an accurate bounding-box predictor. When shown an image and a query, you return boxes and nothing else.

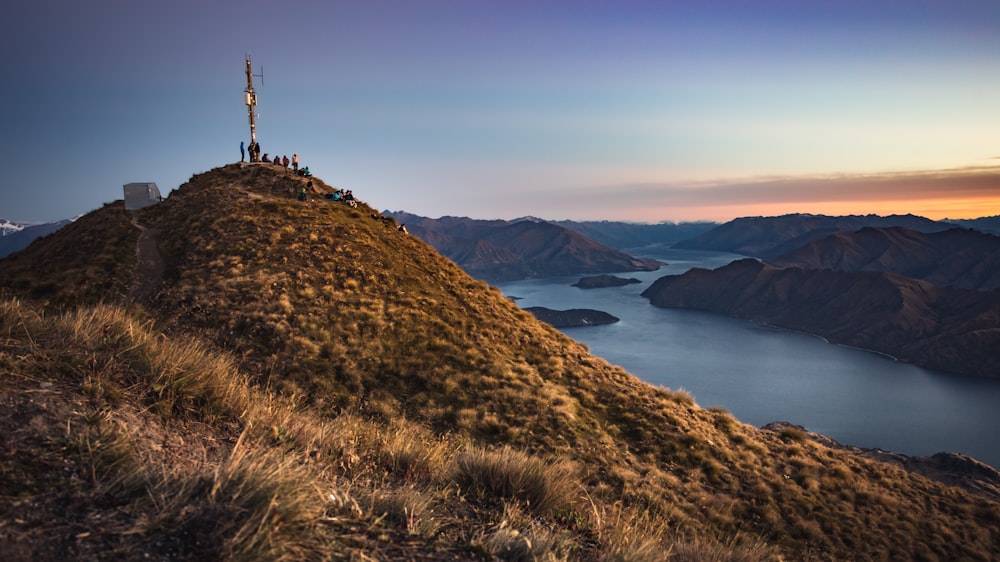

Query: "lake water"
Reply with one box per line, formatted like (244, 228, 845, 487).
(497, 247, 1000, 470)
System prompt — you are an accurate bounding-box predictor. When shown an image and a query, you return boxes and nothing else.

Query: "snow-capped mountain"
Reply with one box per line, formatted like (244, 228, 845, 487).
(0, 218, 72, 258)
(1, 218, 26, 236)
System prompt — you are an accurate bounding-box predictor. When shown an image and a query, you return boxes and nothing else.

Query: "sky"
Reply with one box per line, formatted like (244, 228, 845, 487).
(2, 0, 1000, 224)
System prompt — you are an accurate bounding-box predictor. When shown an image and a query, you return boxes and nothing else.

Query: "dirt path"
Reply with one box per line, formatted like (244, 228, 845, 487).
(123, 214, 165, 305)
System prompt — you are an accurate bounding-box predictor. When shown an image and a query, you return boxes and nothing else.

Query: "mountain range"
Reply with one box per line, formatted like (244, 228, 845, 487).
(3, 163, 998, 560)
(770, 226, 1000, 291)
(673, 213, 954, 258)
(946, 215, 1000, 236)
(549, 219, 717, 250)
(383, 211, 661, 282)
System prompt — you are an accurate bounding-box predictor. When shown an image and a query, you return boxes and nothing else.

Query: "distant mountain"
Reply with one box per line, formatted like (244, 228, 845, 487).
(551, 219, 717, 250)
(384, 211, 661, 282)
(641, 258, 1000, 378)
(674, 213, 952, 258)
(945, 215, 1000, 236)
(0, 218, 72, 258)
(770, 226, 1000, 291)
(1, 218, 24, 236)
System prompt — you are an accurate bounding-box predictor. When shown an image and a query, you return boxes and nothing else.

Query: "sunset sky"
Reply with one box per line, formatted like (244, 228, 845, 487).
(2, 0, 999, 223)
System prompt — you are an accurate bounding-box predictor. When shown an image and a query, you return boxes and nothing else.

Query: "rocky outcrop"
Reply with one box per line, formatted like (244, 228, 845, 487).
(524, 307, 620, 328)
(572, 275, 642, 289)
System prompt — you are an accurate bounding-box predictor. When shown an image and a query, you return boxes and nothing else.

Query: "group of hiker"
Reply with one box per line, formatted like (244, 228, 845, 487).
(371, 212, 407, 233)
(240, 141, 376, 217)
(294, 181, 359, 209)
(240, 141, 302, 173)
(324, 187, 356, 207)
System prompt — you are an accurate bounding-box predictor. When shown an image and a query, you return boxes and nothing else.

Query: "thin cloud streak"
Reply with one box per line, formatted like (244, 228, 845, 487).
(536, 166, 1000, 222)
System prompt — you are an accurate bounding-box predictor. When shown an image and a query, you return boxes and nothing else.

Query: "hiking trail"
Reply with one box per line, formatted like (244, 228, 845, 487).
(124, 214, 165, 305)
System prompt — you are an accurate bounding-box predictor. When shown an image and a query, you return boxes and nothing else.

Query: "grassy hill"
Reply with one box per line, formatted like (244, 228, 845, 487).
(1, 163, 998, 561)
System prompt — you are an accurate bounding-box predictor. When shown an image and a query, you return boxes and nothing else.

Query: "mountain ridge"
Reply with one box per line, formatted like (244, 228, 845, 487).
(674, 213, 954, 258)
(770, 225, 1000, 290)
(2, 163, 998, 560)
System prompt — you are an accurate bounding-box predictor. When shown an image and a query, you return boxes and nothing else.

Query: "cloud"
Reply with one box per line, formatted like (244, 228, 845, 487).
(542, 165, 1000, 222)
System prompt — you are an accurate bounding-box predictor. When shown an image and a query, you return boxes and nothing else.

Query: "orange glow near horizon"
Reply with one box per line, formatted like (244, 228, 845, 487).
(596, 167, 1000, 223)
(616, 197, 1000, 223)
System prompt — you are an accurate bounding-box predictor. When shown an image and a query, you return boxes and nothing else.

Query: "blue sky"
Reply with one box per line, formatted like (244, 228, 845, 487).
(2, 0, 999, 223)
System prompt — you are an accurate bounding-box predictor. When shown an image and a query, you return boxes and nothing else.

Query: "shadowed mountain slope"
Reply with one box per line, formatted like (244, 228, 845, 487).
(674, 213, 952, 258)
(770, 226, 1000, 290)
(2, 164, 999, 561)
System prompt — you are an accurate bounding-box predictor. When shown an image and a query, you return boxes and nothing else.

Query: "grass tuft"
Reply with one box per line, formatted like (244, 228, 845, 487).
(452, 445, 577, 517)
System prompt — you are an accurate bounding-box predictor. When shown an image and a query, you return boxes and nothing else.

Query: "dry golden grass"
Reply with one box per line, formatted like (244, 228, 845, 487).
(451, 445, 577, 517)
(2, 163, 999, 561)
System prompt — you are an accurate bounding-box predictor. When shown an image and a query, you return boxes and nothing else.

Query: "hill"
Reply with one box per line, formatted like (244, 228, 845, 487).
(673, 213, 952, 258)
(770, 226, 1000, 291)
(384, 212, 661, 282)
(641, 258, 1000, 378)
(2, 163, 999, 560)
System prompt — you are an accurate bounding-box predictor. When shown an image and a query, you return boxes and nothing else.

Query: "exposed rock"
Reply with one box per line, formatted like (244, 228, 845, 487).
(524, 306, 619, 328)
(572, 275, 642, 289)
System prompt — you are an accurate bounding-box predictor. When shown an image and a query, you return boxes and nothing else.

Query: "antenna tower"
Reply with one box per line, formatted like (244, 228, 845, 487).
(244, 54, 263, 160)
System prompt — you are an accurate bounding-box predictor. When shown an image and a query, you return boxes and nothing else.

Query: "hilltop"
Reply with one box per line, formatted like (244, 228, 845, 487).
(2, 163, 999, 561)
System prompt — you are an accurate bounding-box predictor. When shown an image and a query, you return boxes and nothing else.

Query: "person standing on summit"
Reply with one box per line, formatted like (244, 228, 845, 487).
(292, 153, 299, 173)
(240, 141, 245, 162)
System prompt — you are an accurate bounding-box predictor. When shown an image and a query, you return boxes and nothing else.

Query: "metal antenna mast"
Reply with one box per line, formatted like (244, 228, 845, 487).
(244, 54, 263, 160)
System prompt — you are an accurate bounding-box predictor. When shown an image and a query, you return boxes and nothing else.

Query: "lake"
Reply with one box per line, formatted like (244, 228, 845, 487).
(497, 248, 1000, 470)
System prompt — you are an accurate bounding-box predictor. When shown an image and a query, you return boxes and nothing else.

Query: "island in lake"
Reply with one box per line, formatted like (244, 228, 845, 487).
(524, 307, 620, 328)
(572, 274, 642, 289)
